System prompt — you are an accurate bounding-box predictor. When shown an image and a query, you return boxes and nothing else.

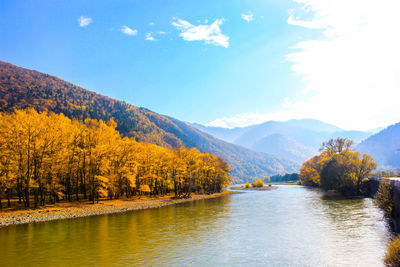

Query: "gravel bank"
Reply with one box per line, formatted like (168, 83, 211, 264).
(0, 191, 234, 228)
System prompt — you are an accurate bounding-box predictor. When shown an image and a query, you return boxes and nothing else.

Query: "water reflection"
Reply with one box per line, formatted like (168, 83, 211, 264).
(0, 186, 390, 266)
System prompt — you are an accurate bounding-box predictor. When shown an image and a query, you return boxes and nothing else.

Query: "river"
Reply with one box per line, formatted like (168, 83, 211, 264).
(0, 185, 391, 266)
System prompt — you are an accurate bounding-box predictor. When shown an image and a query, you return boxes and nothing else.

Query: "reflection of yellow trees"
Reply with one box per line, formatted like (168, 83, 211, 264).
(0, 109, 232, 208)
(299, 138, 377, 195)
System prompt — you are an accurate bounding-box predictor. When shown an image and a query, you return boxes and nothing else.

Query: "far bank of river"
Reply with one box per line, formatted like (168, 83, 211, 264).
(0, 191, 235, 228)
(230, 185, 278, 191)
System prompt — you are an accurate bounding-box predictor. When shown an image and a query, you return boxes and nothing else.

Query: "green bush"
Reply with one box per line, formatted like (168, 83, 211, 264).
(384, 236, 400, 267)
(374, 180, 394, 216)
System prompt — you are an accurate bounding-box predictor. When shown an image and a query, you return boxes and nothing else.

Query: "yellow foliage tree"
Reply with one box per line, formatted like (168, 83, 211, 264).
(0, 109, 232, 208)
(252, 179, 264, 188)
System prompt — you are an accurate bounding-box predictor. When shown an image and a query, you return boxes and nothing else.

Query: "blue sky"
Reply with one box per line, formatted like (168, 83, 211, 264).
(1, 0, 400, 130)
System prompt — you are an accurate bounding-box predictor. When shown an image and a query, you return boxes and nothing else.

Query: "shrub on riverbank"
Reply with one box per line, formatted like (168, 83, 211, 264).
(374, 180, 394, 216)
(252, 179, 264, 188)
(245, 182, 251, 188)
(384, 236, 400, 266)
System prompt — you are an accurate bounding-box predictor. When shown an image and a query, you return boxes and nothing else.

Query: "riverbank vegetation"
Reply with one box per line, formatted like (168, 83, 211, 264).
(269, 181, 300, 185)
(375, 180, 394, 216)
(231, 179, 277, 191)
(299, 138, 377, 196)
(374, 179, 400, 266)
(0, 109, 231, 209)
(252, 179, 264, 188)
(384, 236, 400, 267)
(230, 185, 276, 191)
(268, 173, 299, 183)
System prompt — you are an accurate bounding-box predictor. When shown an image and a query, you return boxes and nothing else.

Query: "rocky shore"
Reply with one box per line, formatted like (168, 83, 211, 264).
(0, 191, 234, 228)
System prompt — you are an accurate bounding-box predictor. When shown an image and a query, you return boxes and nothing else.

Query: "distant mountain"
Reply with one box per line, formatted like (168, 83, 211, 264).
(357, 123, 400, 169)
(0, 60, 299, 181)
(284, 119, 342, 133)
(250, 134, 316, 163)
(193, 119, 372, 164)
(189, 123, 248, 143)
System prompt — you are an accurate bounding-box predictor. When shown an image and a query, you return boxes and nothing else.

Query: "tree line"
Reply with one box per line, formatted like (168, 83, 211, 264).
(0, 109, 231, 208)
(269, 173, 299, 183)
(299, 138, 377, 196)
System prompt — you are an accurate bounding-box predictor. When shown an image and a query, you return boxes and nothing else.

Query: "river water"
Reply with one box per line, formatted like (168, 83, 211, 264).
(0, 186, 391, 266)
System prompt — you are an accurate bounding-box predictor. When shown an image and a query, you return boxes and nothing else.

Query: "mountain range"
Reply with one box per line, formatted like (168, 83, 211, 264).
(0, 61, 299, 181)
(357, 122, 400, 169)
(1, 60, 398, 180)
(192, 120, 373, 164)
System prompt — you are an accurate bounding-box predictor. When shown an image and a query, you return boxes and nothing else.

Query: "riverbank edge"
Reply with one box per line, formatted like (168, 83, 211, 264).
(230, 185, 278, 191)
(0, 190, 237, 228)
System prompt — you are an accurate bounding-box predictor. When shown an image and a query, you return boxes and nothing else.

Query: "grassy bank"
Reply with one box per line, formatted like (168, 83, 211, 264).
(0, 191, 234, 228)
(268, 181, 300, 185)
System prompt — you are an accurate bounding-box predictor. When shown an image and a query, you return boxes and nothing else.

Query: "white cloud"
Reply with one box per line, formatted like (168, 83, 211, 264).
(241, 11, 254, 22)
(209, 0, 400, 131)
(121, 25, 138, 36)
(172, 18, 229, 48)
(149, 22, 155, 26)
(77, 16, 92, 27)
(281, 0, 400, 130)
(287, 14, 323, 29)
(145, 33, 155, 41)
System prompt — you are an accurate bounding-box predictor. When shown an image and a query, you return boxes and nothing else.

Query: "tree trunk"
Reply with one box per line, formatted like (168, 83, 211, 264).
(17, 182, 22, 204)
(40, 187, 45, 206)
(7, 189, 11, 208)
(34, 189, 38, 208)
(24, 187, 30, 208)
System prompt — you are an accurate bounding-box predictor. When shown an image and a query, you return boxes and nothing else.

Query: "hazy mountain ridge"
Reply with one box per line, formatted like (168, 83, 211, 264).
(357, 122, 400, 169)
(251, 134, 316, 163)
(0, 60, 299, 181)
(193, 119, 373, 164)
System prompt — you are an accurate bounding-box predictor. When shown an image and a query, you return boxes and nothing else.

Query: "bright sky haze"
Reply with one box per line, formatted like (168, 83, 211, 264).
(1, 0, 399, 131)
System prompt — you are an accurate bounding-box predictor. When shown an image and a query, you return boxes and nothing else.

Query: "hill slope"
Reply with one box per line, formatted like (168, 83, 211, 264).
(0, 61, 299, 180)
(357, 123, 400, 169)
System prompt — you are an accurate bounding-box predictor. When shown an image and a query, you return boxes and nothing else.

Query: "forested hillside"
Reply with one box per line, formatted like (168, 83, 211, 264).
(357, 122, 400, 169)
(0, 61, 298, 180)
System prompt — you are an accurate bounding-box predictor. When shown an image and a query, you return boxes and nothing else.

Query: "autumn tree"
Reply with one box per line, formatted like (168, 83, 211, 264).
(252, 179, 264, 188)
(0, 109, 232, 208)
(300, 138, 377, 195)
(320, 138, 354, 156)
(299, 153, 328, 186)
